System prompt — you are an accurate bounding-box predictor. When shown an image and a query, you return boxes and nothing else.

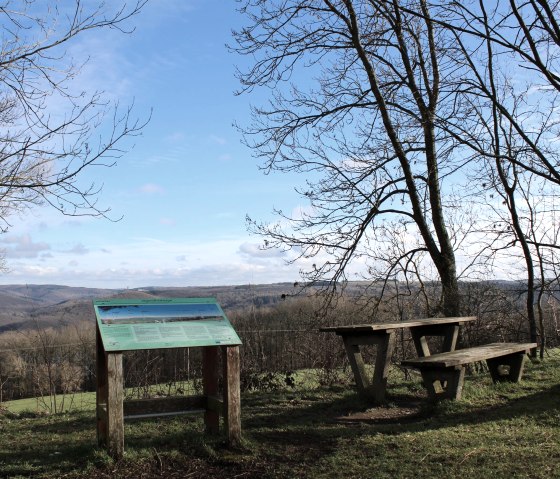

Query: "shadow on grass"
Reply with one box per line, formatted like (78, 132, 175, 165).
(0, 413, 97, 477)
(0, 412, 232, 478)
(1, 380, 558, 477)
(241, 380, 560, 463)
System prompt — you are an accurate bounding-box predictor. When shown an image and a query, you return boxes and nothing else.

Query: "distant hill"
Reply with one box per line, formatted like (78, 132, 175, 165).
(0, 283, 300, 332)
(0, 280, 535, 333)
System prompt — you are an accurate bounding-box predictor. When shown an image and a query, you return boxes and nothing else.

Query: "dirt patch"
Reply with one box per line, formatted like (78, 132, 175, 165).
(335, 400, 424, 425)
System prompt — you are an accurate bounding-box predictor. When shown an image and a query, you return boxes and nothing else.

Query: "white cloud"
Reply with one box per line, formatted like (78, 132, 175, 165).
(238, 242, 285, 259)
(63, 243, 89, 256)
(0, 234, 51, 259)
(165, 131, 186, 142)
(209, 135, 227, 145)
(159, 218, 176, 226)
(139, 183, 166, 195)
(0, 236, 302, 288)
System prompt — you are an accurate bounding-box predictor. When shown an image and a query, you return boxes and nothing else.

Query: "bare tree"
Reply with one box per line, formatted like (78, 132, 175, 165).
(0, 0, 148, 234)
(234, 0, 470, 317)
(426, 0, 560, 355)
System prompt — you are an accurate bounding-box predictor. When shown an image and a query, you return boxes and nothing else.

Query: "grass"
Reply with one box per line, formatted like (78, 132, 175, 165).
(1, 350, 559, 478)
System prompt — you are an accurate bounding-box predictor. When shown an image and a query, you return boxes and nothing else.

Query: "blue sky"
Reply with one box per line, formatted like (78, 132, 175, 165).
(0, 0, 311, 288)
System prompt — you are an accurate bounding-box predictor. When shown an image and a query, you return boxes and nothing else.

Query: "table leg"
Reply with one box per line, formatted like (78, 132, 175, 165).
(410, 324, 460, 357)
(342, 332, 394, 402)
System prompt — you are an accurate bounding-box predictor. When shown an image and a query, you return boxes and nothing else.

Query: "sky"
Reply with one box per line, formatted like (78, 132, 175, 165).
(0, 0, 312, 288)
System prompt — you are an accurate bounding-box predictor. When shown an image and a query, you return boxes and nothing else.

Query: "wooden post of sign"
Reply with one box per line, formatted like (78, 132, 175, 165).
(96, 324, 124, 459)
(106, 352, 124, 458)
(222, 345, 241, 446)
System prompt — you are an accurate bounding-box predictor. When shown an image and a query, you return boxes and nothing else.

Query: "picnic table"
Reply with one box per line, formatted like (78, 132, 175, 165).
(320, 316, 477, 402)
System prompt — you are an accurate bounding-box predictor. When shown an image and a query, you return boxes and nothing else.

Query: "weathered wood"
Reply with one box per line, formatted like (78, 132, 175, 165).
(342, 332, 395, 402)
(343, 339, 372, 397)
(372, 332, 395, 402)
(223, 345, 241, 447)
(320, 316, 477, 334)
(203, 346, 220, 435)
(322, 316, 476, 402)
(402, 343, 537, 369)
(124, 396, 206, 419)
(106, 352, 124, 459)
(487, 352, 526, 383)
(420, 367, 465, 400)
(402, 342, 537, 400)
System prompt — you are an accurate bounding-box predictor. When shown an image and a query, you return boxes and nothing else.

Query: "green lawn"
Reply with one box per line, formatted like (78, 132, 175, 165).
(1, 351, 559, 478)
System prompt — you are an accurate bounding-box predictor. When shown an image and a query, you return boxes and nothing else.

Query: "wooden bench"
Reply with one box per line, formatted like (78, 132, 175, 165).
(402, 342, 537, 400)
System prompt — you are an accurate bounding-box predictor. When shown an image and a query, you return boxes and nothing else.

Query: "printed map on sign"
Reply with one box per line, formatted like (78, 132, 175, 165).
(94, 298, 242, 351)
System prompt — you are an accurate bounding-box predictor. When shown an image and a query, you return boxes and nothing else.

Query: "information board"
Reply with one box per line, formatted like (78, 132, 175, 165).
(94, 298, 242, 351)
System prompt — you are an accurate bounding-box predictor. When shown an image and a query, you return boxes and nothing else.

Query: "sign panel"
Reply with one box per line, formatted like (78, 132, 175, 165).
(94, 298, 242, 351)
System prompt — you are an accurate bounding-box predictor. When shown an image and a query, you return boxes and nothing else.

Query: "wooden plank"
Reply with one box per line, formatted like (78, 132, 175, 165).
(223, 345, 241, 446)
(487, 353, 527, 383)
(123, 395, 206, 417)
(320, 316, 477, 334)
(125, 409, 205, 420)
(343, 339, 372, 397)
(402, 342, 537, 368)
(371, 332, 395, 402)
(106, 352, 124, 459)
(420, 367, 466, 400)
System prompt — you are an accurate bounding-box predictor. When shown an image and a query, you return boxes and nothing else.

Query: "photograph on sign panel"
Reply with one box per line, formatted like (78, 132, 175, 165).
(97, 303, 224, 325)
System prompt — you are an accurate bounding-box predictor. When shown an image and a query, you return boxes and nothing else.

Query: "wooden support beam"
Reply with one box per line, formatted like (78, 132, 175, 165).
(343, 332, 394, 402)
(124, 395, 206, 418)
(410, 324, 461, 357)
(420, 366, 465, 400)
(223, 345, 241, 446)
(487, 352, 526, 383)
(106, 352, 124, 459)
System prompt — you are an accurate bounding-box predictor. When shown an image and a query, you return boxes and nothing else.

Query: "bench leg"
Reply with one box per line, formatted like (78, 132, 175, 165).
(421, 367, 465, 400)
(486, 352, 526, 383)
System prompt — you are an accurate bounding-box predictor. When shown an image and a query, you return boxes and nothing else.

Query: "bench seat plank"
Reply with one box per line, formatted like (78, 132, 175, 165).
(402, 342, 537, 400)
(402, 342, 536, 369)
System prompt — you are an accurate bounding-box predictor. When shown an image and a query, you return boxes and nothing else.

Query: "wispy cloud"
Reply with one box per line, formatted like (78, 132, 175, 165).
(139, 183, 166, 194)
(159, 217, 176, 226)
(0, 234, 51, 259)
(209, 135, 227, 145)
(63, 243, 89, 256)
(238, 242, 285, 259)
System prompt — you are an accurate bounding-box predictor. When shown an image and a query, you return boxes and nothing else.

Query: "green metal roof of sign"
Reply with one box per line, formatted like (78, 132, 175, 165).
(94, 297, 242, 351)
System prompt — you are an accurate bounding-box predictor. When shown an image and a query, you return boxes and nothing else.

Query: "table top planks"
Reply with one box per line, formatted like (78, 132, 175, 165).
(320, 316, 477, 335)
